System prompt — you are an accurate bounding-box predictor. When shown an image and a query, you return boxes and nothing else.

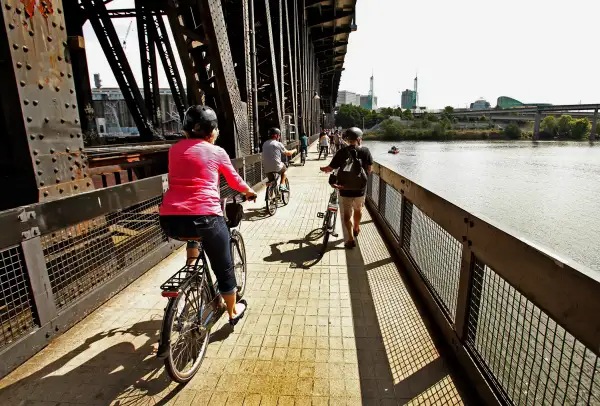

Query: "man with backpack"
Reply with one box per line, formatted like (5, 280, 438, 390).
(320, 127, 373, 248)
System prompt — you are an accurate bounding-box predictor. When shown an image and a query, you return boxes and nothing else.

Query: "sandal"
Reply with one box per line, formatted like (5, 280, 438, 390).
(344, 240, 356, 249)
(229, 299, 247, 327)
(353, 229, 360, 237)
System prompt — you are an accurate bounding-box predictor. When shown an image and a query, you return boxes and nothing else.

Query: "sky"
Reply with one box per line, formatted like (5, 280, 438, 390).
(84, 0, 600, 110)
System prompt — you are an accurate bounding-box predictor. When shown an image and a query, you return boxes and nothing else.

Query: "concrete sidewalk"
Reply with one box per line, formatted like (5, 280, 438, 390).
(0, 143, 469, 405)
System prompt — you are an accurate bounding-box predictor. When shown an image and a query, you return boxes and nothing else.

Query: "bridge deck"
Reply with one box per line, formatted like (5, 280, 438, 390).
(0, 144, 471, 405)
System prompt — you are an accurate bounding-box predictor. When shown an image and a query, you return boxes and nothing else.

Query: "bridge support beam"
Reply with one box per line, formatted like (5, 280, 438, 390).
(533, 112, 542, 141)
(591, 109, 598, 141)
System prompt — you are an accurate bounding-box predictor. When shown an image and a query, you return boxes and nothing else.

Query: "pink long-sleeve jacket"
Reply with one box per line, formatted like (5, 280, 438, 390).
(159, 139, 250, 217)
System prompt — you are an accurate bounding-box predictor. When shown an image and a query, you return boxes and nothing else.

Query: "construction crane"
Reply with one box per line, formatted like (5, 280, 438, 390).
(122, 21, 133, 51)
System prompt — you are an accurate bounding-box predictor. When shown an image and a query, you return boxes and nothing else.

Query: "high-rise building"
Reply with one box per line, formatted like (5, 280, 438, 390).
(401, 89, 417, 109)
(360, 95, 378, 110)
(336, 91, 361, 107)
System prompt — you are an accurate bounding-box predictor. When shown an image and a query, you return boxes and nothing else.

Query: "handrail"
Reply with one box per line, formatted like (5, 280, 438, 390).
(367, 161, 600, 405)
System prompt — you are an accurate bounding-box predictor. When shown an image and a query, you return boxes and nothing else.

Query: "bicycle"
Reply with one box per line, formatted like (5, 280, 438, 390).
(300, 149, 307, 166)
(316, 182, 340, 257)
(265, 172, 290, 216)
(157, 194, 252, 383)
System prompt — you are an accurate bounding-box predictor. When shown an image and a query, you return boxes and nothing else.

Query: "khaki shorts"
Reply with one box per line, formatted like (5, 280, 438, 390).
(339, 195, 366, 216)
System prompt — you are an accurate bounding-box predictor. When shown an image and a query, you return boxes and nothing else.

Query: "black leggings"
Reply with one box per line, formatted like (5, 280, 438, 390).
(160, 215, 236, 295)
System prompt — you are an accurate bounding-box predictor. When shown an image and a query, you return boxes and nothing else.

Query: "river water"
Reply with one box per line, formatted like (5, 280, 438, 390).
(363, 140, 600, 272)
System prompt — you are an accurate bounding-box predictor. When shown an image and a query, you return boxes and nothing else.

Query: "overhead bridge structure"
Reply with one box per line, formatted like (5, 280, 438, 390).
(1, 1, 600, 405)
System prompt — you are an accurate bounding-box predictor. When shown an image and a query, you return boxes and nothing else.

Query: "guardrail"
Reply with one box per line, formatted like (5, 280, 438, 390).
(365, 162, 600, 405)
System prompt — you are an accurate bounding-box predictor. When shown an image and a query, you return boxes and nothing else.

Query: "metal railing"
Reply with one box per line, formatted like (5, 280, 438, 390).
(365, 162, 600, 405)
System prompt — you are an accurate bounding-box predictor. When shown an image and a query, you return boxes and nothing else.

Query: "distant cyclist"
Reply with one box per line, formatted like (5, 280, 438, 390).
(299, 132, 309, 158)
(159, 105, 256, 323)
(318, 131, 329, 160)
(262, 128, 296, 191)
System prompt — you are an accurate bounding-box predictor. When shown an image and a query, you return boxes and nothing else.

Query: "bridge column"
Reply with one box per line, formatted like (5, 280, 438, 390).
(591, 109, 598, 141)
(533, 112, 542, 141)
(0, 0, 92, 211)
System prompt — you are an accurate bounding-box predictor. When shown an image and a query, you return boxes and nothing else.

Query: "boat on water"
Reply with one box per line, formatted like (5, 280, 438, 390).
(388, 147, 399, 154)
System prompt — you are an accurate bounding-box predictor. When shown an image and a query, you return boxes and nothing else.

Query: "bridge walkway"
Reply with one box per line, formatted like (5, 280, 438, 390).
(0, 144, 471, 405)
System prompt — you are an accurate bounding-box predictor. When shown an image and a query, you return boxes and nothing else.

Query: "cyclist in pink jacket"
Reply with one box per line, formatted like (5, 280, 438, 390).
(160, 105, 256, 323)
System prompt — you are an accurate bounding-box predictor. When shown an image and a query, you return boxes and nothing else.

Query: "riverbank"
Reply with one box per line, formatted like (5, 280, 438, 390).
(363, 129, 533, 141)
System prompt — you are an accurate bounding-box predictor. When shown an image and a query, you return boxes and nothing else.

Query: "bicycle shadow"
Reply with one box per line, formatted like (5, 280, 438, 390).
(263, 228, 343, 269)
(243, 207, 271, 222)
(0, 319, 180, 405)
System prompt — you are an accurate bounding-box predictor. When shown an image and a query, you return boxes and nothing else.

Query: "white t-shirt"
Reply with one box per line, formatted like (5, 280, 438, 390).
(320, 136, 329, 147)
(262, 139, 286, 173)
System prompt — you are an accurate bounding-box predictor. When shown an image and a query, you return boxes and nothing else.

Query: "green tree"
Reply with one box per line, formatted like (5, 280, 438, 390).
(570, 118, 591, 140)
(479, 116, 488, 122)
(541, 116, 557, 136)
(432, 123, 446, 138)
(557, 115, 573, 138)
(428, 114, 439, 122)
(402, 109, 413, 120)
(504, 123, 522, 139)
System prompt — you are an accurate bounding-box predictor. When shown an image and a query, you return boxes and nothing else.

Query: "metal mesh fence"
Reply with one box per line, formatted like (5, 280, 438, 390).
(370, 172, 380, 207)
(41, 196, 167, 309)
(467, 258, 600, 405)
(245, 159, 264, 188)
(0, 246, 38, 349)
(383, 183, 403, 238)
(402, 201, 461, 320)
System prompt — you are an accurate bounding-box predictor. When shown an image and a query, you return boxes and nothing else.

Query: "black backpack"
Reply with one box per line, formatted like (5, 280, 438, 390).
(336, 147, 368, 191)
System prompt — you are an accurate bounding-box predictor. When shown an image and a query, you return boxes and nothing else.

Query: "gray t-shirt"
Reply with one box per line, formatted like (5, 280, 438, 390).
(262, 139, 285, 173)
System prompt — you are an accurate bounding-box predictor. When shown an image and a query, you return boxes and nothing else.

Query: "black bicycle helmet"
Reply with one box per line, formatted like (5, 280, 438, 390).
(268, 127, 281, 138)
(183, 105, 218, 137)
(344, 127, 363, 141)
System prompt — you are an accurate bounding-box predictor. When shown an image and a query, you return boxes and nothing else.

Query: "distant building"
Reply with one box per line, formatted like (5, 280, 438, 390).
(470, 99, 491, 109)
(496, 96, 552, 109)
(92, 88, 182, 136)
(336, 91, 361, 107)
(360, 95, 378, 110)
(401, 89, 417, 110)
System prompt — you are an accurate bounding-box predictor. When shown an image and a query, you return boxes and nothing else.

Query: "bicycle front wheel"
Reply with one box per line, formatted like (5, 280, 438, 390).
(231, 229, 247, 300)
(162, 279, 211, 383)
(266, 185, 278, 216)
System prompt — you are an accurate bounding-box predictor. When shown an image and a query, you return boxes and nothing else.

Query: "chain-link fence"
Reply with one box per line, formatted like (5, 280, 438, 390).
(366, 162, 600, 405)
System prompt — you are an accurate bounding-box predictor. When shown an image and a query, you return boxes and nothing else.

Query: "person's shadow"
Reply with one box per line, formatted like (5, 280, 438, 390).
(263, 228, 343, 268)
(0, 319, 181, 405)
(243, 207, 271, 222)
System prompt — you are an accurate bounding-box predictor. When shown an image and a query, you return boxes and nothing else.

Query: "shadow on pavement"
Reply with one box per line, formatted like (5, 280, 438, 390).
(243, 207, 271, 222)
(0, 319, 181, 405)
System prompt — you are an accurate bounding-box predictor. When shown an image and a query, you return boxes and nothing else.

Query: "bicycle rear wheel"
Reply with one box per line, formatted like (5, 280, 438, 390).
(162, 278, 212, 383)
(319, 211, 334, 257)
(281, 179, 290, 205)
(230, 229, 247, 299)
(266, 185, 278, 216)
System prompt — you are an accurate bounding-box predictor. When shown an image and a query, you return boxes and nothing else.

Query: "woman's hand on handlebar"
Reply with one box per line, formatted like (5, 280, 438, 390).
(244, 189, 258, 201)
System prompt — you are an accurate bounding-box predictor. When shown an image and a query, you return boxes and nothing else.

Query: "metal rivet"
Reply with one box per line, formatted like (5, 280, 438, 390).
(26, 117, 32, 122)
(28, 30, 34, 37)
(40, 181, 45, 186)
(44, 117, 49, 123)
(70, 133, 74, 138)
(35, 159, 41, 165)
(59, 189, 64, 194)
(52, 21, 57, 28)
(60, 118, 65, 124)
(86, 182, 91, 187)
(33, 100, 38, 106)
(39, 134, 44, 139)
(72, 104, 77, 109)
(62, 41, 67, 47)
(26, 63, 32, 70)
(52, 157, 57, 162)
(54, 168, 59, 173)
(69, 166, 74, 171)
(8, 23, 15, 30)
(16, 62, 22, 68)
(74, 184, 78, 189)
(12, 43, 18, 50)
(79, 146, 83, 151)
(82, 164, 86, 169)
(22, 46, 28, 52)
(24, 99, 29, 105)
(60, 72, 65, 77)
(20, 81, 26, 87)
(5, 4, 12, 10)
(66, 147, 70, 152)
(57, 55, 62, 61)
(60, 25, 65, 31)
(67, 73, 72, 78)
(15, 7, 22, 14)
(50, 148, 55, 154)
(55, 86, 60, 92)
(74, 119, 79, 124)
(58, 8, 62, 14)
(68, 156, 72, 161)
(33, 149, 39, 155)
(71, 176, 76, 181)
(56, 178, 61, 183)
(65, 103, 70, 108)
(70, 89, 74, 94)
(37, 170, 42, 175)
(43, 191, 49, 197)
(30, 135, 35, 140)
(38, 82, 44, 89)
(77, 133, 81, 138)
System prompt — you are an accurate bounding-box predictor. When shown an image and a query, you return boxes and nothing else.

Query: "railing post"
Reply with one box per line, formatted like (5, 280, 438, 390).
(378, 176, 387, 217)
(367, 173, 373, 200)
(400, 197, 413, 250)
(454, 219, 476, 341)
(242, 157, 247, 181)
(21, 236, 57, 326)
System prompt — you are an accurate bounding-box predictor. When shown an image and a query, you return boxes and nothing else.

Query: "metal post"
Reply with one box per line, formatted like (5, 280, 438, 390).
(591, 108, 598, 141)
(249, 0, 260, 151)
(21, 236, 57, 326)
(454, 219, 476, 341)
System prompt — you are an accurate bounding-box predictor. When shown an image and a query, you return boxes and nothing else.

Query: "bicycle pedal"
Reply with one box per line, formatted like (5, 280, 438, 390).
(332, 233, 339, 237)
(316, 212, 324, 218)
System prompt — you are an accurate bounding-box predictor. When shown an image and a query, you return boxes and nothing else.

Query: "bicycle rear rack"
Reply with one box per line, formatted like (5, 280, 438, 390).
(160, 264, 203, 297)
